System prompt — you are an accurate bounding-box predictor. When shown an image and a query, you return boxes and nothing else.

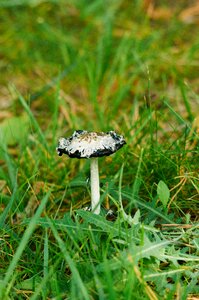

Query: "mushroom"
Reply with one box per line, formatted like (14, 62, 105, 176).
(56, 130, 126, 214)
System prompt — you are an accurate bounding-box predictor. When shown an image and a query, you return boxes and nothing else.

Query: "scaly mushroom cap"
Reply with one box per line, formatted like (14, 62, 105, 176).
(56, 130, 126, 158)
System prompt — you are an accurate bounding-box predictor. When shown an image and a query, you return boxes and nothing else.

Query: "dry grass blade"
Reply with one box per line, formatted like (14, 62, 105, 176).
(127, 254, 158, 300)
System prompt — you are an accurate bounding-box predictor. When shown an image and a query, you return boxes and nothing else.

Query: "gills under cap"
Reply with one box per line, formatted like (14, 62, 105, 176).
(57, 130, 126, 159)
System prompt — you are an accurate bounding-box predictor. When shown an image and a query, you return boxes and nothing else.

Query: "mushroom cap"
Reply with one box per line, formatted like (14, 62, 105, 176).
(56, 130, 126, 159)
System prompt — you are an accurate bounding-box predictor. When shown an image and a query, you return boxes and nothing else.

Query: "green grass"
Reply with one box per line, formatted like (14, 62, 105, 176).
(0, 0, 199, 299)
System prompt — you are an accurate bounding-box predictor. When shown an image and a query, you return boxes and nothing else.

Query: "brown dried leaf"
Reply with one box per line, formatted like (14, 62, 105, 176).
(25, 194, 39, 217)
(0, 111, 13, 121)
(179, 2, 199, 24)
(146, 4, 173, 20)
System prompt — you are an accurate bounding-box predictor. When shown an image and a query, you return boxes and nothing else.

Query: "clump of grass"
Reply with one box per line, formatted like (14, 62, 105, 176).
(0, 0, 199, 299)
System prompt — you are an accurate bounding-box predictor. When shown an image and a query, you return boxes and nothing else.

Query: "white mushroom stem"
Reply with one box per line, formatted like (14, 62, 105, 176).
(90, 157, 100, 214)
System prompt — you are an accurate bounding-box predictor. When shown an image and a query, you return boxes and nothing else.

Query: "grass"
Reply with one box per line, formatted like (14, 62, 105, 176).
(0, 0, 199, 299)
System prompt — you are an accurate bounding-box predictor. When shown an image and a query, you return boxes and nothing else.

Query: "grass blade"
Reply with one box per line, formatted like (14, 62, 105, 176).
(122, 191, 173, 224)
(179, 81, 194, 121)
(47, 217, 90, 300)
(164, 100, 191, 129)
(13, 88, 47, 148)
(0, 192, 50, 297)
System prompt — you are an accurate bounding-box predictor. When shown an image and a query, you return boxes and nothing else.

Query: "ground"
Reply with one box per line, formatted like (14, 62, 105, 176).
(0, 1, 199, 299)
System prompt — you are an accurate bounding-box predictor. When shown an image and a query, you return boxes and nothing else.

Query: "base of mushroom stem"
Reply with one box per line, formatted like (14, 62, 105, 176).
(84, 205, 100, 215)
(91, 204, 100, 215)
(83, 206, 116, 218)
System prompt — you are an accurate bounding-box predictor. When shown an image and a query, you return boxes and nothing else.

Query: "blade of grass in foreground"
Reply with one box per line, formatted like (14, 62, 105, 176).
(47, 217, 90, 300)
(0, 192, 50, 298)
(29, 261, 62, 300)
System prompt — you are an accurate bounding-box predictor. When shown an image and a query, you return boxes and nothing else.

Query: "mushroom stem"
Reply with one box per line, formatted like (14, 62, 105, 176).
(90, 157, 100, 214)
